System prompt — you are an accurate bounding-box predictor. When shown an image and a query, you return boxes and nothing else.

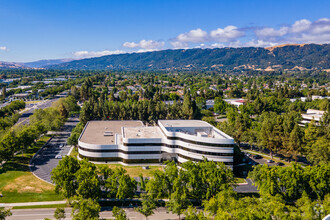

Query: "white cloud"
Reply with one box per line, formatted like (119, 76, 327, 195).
(0, 46, 7, 51)
(210, 43, 225, 48)
(245, 40, 278, 47)
(170, 41, 188, 49)
(210, 26, 244, 42)
(176, 28, 208, 43)
(255, 27, 289, 38)
(310, 18, 330, 34)
(73, 50, 126, 58)
(253, 17, 330, 45)
(228, 40, 243, 48)
(291, 19, 312, 33)
(123, 40, 165, 49)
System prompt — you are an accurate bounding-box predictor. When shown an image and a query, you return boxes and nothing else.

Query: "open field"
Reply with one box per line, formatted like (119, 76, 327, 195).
(0, 135, 64, 203)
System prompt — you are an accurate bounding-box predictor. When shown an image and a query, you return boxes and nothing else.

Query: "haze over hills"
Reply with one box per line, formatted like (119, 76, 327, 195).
(0, 61, 26, 69)
(0, 59, 75, 69)
(23, 58, 75, 68)
(46, 44, 329, 71)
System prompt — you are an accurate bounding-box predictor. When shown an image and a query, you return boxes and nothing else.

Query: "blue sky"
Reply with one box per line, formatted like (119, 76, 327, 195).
(0, 0, 329, 62)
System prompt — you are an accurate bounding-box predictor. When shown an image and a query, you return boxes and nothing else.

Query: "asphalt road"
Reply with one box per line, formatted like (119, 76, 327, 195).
(8, 207, 179, 220)
(15, 98, 59, 126)
(30, 117, 79, 183)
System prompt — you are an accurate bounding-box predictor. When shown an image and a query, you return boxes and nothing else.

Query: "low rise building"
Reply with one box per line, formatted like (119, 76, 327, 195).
(301, 109, 325, 125)
(78, 120, 235, 166)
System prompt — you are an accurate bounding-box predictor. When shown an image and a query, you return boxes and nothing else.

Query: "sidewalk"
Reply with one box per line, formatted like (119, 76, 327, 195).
(0, 200, 67, 207)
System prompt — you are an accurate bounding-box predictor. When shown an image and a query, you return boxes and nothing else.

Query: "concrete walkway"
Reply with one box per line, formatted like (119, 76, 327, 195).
(0, 200, 67, 207)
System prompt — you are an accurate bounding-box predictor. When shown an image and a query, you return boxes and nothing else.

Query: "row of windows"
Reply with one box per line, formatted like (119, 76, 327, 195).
(79, 153, 233, 165)
(79, 145, 233, 157)
(177, 154, 234, 165)
(79, 154, 160, 163)
(157, 128, 233, 147)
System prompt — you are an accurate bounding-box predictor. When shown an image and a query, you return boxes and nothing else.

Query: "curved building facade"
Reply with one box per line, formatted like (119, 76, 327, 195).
(78, 120, 235, 166)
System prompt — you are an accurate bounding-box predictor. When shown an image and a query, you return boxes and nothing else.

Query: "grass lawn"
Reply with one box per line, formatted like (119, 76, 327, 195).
(12, 204, 68, 209)
(0, 135, 64, 203)
(97, 164, 163, 177)
(25, 100, 42, 104)
(234, 177, 246, 184)
(70, 146, 78, 157)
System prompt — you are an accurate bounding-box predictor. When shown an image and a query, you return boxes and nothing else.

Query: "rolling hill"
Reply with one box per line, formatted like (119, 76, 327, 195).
(47, 44, 330, 71)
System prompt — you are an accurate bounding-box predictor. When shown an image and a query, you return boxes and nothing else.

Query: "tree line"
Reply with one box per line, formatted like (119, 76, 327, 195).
(51, 156, 330, 219)
(0, 96, 79, 162)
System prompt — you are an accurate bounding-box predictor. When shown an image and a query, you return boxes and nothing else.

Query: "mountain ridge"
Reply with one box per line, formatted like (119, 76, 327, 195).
(46, 44, 329, 71)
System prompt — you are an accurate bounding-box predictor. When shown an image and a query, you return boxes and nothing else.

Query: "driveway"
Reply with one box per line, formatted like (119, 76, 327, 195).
(30, 117, 79, 183)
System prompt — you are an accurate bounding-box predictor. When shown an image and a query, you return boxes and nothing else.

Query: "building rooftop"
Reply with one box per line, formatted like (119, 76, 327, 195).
(123, 127, 163, 139)
(159, 120, 213, 128)
(79, 121, 143, 145)
(158, 120, 230, 139)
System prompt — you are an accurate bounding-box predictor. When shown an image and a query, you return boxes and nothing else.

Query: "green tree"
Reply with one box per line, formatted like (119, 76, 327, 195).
(182, 93, 194, 119)
(214, 97, 227, 114)
(54, 207, 66, 220)
(184, 206, 207, 220)
(287, 124, 304, 160)
(75, 160, 101, 199)
(135, 195, 157, 220)
(71, 197, 100, 220)
(51, 156, 80, 198)
(0, 207, 12, 220)
(166, 173, 190, 220)
(112, 206, 128, 220)
(307, 137, 330, 165)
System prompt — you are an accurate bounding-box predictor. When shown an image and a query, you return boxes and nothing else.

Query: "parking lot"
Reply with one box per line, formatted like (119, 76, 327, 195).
(30, 117, 79, 183)
(243, 151, 287, 167)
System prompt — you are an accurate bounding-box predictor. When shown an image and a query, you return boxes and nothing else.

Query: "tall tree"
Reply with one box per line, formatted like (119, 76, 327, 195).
(135, 194, 157, 220)
(51, 156, 80, 198)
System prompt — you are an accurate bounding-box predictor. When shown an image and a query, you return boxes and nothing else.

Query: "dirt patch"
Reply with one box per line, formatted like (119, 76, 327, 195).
(3, 173, 54, 193)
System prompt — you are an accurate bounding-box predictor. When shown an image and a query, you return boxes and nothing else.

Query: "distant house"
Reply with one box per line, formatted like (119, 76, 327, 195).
(224, 99, 246, 108)
(206, 100, 215, 109)
(12, 93, 29, 99)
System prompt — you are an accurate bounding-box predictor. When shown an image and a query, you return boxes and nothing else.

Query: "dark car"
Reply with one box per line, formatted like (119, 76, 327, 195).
(253, 154, 263, 159)
(276, 162, 285, 166)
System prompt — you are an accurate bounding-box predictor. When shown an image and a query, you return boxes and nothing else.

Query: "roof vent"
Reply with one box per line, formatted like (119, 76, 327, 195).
(104, 131, 113, 136)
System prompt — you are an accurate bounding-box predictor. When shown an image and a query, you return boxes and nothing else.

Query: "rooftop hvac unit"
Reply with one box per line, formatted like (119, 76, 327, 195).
(104, 131, 113, 136)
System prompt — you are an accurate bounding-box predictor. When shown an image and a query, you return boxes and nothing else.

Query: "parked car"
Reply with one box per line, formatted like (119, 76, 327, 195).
(59, 144, 64, 148)
(267, 159, 274, 163)
(253, 154, 262, 159)
(276, 162, 285, 166)
(55, 155, 62, 159)
(246, 153, 251, 157)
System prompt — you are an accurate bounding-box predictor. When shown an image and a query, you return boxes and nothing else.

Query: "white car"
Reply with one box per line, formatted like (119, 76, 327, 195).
(55, 155, 62, 159)
(59, 144, 64, 148)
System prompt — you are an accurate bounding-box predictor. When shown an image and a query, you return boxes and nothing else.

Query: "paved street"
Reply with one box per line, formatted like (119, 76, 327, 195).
(233, 179, 258, 193)
(8, 207, 179, 220)
(30, 117, 79, 183)
(15, 98, 59, 126)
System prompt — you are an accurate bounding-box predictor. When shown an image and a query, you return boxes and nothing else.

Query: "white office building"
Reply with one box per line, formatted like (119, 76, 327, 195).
(78, 120, 235, 166)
